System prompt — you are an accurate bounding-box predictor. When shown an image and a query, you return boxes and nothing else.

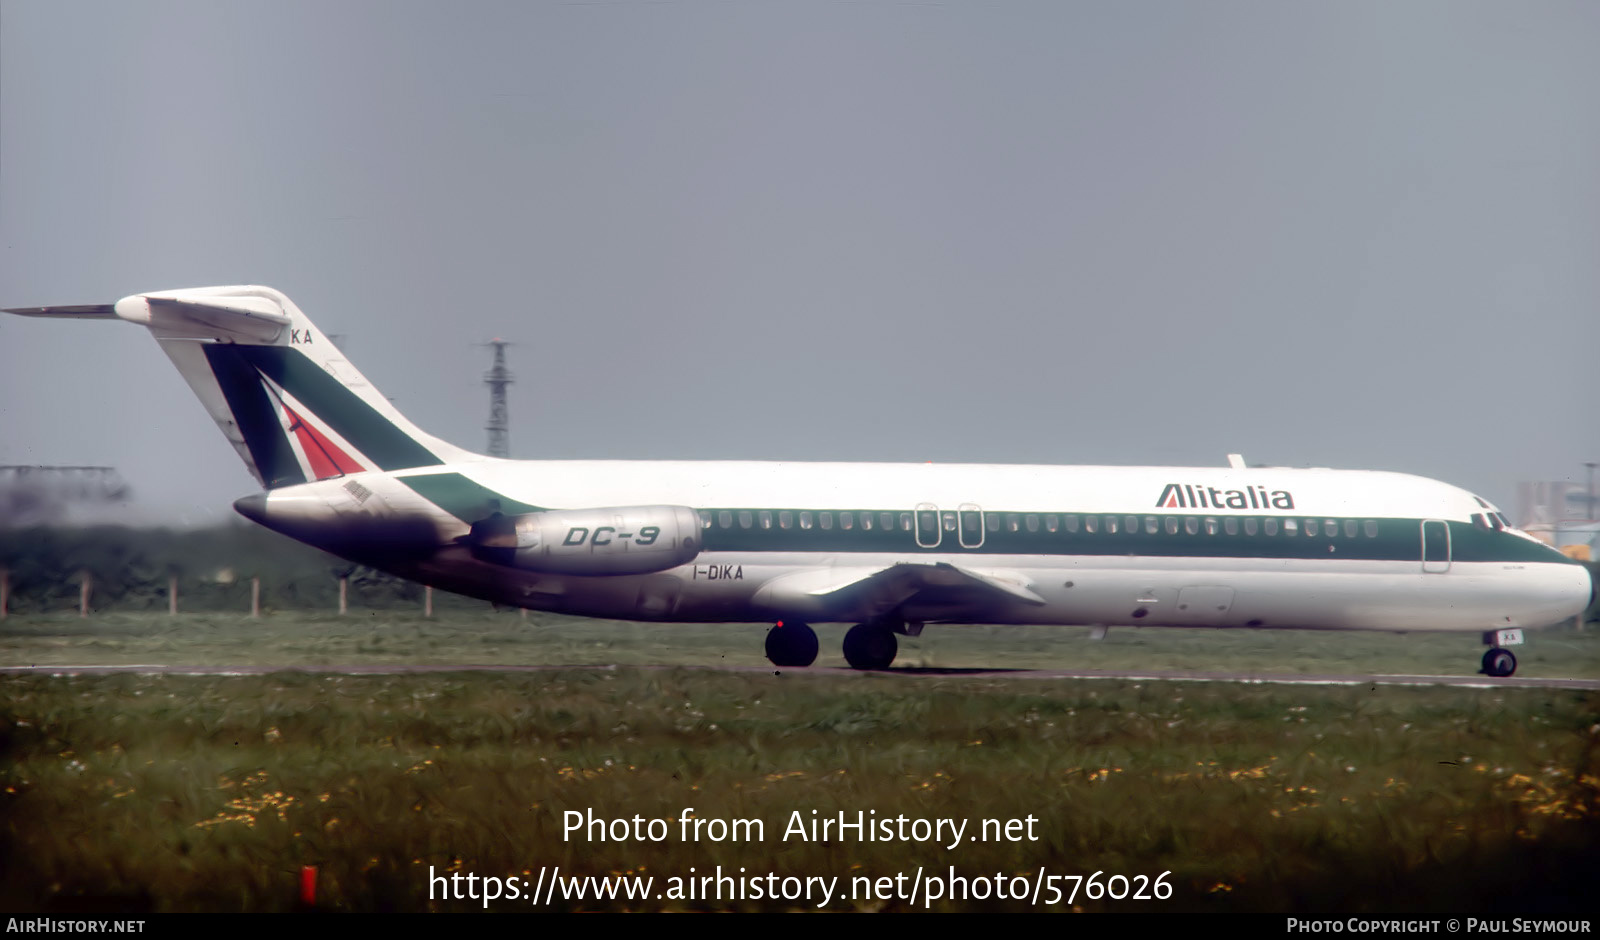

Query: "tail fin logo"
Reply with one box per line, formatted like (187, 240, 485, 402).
(282, 403, 365, 480)
(203, 344, 443, 488)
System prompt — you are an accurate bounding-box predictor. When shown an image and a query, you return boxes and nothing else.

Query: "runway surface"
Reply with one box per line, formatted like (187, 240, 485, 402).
(4, 663, 1598, 690)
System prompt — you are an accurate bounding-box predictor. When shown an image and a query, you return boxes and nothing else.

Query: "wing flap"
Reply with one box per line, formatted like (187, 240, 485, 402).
(753, 561, 1046, 622)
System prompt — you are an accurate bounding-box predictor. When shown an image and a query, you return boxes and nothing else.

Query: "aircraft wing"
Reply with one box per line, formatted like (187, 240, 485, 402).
(752, 561, 1046, 623)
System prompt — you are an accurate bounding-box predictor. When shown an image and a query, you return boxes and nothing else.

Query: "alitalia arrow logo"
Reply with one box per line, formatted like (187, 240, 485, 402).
(1157, 483, 1294, 510)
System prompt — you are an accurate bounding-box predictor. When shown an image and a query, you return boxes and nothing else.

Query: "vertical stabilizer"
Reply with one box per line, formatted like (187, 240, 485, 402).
(13, 286, 476, 489)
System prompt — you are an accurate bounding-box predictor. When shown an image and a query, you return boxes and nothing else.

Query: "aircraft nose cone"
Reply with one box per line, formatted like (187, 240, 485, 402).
(233, 493, 269, 524)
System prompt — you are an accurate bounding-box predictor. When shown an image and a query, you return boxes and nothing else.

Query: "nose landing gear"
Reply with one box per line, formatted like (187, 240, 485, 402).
(1479, 628, 1523, 678)
(1481, 647, 1517, 678)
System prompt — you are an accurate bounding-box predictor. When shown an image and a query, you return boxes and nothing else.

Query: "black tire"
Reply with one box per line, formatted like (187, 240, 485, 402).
(765, 621, 818, 668)
(842, 623, 897, 670)
(1481, 647, 1516, 678)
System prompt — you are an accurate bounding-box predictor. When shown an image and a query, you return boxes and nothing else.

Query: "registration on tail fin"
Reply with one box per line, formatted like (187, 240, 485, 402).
(6, 286, 472, 489)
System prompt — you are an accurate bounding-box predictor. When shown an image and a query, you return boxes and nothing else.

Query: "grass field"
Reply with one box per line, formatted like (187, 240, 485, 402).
(5, 609, 1600, 677)
(2, 613, 1598, 912)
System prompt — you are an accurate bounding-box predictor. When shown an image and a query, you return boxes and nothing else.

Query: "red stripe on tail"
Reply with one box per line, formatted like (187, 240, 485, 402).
(284, 404, 365, 479)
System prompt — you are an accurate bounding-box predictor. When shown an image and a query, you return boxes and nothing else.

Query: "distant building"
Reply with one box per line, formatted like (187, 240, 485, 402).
(1516, 481, 1597, 553)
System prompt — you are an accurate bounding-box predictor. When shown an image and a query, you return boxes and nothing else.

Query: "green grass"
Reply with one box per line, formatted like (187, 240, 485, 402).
(2, 668, 1597, 912)
(4, 610, 1599, 678)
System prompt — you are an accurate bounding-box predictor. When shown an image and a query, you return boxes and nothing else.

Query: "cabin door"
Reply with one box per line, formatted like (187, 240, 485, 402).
(1421, 520, 1451, 574)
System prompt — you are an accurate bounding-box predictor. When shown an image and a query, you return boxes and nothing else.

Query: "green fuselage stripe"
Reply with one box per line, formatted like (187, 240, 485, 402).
(401, 473, 542, 521)
(692, 510, 1572, 565)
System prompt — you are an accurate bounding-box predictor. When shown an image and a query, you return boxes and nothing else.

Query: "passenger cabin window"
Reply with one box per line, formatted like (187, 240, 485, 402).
(1303, 519, 1317, 537)
(1326, 519, 1338, 536)
(1084, 515, 1098, 534)
(700, 510, 713, 529)
(1026, 514, 1040, 532)
(1204, 517, 1219, 535)
(1283, 518, 1298, 535)
(1064, 515, 1080, 533)
(1363, 520, 1378, 538)
(1165, 517, 1179, 535)
(1224, 517, 1238, 535)
(780, 511, 793, 529)
(987, 514, 1001, 532)
(1184, 517, 1200, 535)
(942, 511, 957, 532)
(860, 512, 873, 530)
(820, 512, 833, 530)
(1104, 516, 1119, 534)
(738, 511, 753, 529)
(1264, 518, 1279, 535)
(1045, 515, 1059, 533)
(1144, 516, 1158, 535)
(840, 512, 853, 530)
(799, 512, 813, 530)
(718, 510, 733, 528)
(1124, 515, 1138, 534)
(1344, 520, 1357, 538)
(759, 510, 773, 529)
(1007, 513, 1021, 532)
(900, 512, 913, 532)
(1244, 517, 1258, 536)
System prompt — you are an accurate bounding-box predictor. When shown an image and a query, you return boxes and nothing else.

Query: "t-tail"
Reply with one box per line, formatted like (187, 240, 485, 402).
(5, 286, 475, 488)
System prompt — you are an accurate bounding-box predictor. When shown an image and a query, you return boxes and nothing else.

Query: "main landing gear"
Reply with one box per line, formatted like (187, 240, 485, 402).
(762, 620, 905, 670)
(842, 622, 898, 671)
(765, 620, 818, 667)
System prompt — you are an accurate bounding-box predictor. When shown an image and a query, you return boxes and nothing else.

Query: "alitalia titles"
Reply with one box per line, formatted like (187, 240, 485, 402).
(1157, 483, 1294, 511)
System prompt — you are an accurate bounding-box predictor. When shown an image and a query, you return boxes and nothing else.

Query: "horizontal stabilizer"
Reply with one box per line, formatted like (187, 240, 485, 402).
(3, 304, 117, 319)
(121, 291, 293, 342)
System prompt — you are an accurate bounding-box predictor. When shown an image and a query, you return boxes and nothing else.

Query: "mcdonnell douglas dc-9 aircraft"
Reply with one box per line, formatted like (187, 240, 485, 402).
(7, 286, 1591, 675)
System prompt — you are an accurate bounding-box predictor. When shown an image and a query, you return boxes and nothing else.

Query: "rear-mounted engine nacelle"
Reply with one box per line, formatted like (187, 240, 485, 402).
(468, 505, 701, 576)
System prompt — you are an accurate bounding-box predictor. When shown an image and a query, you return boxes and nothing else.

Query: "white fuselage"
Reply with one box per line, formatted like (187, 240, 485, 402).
(241, 458, 1593, 634)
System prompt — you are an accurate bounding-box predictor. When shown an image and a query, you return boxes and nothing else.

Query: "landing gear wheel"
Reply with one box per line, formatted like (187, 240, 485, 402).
(765, 621, 818, 667)
(1481, 647, 1516, 678)
(843, 623, 898, 670)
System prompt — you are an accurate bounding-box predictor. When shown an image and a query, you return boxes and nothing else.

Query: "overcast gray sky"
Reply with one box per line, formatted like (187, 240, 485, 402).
(2, 0, 1597, 526)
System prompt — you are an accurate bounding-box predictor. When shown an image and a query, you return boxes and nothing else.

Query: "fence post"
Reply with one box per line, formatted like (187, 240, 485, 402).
(424, 585, 433, 618)
(251, 577, 261, 618)
(0, 567, 8, 619)
(80, 570, 92, 618)
(339, 576, 348, 615)
(169, 575, 179, 616)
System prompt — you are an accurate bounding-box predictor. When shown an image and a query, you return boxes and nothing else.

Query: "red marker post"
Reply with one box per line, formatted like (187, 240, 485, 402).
(300, 866, 317, 908)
